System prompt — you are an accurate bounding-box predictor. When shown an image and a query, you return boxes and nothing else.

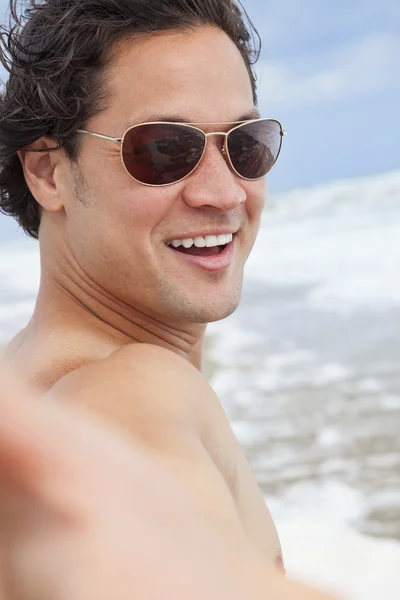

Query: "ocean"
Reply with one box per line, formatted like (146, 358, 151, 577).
(1, 169, 400, 599)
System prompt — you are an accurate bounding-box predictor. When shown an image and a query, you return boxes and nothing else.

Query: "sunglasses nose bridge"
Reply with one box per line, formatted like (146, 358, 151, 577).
(204, 131, 229, 157)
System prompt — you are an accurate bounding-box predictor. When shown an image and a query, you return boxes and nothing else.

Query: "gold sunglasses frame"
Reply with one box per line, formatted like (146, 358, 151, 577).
(76, 118, 286, 187)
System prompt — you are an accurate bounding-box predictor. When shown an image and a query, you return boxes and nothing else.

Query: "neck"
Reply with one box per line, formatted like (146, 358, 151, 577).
(32, 270, 207, 371)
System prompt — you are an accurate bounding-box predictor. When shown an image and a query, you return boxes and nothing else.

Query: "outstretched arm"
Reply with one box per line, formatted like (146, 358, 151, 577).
(0, 370, 339, 600)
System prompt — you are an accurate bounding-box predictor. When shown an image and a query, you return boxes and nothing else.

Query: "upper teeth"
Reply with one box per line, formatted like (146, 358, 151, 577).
(168, 234, 233, 249)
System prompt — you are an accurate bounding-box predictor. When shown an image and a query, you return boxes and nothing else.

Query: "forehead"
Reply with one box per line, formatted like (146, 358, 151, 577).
(104, 26, 255, 128)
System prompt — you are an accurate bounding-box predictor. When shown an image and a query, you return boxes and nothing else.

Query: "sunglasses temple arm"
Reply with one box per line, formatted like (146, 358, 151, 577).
(77, 129, 123, 144)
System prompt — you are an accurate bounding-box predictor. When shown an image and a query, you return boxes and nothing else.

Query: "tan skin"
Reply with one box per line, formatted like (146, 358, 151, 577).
(3, 25, 303, 591)
(0, 371, 340, 600)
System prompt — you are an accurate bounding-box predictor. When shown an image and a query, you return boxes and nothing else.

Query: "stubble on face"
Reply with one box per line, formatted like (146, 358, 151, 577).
(72, 163, 93, 207)
(150, 264, 246, 325)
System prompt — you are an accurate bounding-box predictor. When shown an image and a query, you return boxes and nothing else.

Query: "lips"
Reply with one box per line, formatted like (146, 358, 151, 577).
(166, 238, 235, 273)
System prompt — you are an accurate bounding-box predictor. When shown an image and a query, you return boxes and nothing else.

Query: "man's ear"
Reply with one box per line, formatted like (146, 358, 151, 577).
(17, 138, 65, 213)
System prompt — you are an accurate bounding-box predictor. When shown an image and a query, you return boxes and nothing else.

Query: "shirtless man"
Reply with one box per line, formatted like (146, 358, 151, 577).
(0, 371, 339, 600)
(0, 0, 333, 597)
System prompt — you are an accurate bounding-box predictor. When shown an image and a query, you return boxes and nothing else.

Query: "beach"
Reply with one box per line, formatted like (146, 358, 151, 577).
(1, 169, 400, 599)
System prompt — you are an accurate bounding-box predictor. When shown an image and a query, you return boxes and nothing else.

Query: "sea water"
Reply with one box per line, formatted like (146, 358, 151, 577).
(1, 170, 400, 599)
(207, 169, 400, 599)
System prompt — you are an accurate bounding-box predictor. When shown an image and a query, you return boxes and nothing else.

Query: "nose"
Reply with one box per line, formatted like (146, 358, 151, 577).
(181, 136, 247, 211)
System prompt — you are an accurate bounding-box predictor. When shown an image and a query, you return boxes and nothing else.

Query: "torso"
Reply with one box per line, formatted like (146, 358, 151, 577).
(2, 331, 284, 574)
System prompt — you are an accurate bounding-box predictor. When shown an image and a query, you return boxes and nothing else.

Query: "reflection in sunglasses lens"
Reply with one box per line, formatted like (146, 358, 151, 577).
(122, 123, 206, 185)
(227, 120, 282, 179)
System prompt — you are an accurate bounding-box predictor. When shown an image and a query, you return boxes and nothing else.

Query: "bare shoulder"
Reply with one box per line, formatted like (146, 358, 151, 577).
(45, 343, 284, 566)
(45, 342, 238, 481)
(45, 343, 247, 537)
(46, 343, 218, 429)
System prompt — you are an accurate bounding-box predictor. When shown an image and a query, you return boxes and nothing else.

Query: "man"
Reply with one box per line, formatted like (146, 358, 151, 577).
(0, 0, 337, 598)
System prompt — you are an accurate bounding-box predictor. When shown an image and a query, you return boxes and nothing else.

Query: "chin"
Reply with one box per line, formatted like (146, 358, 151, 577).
(204, 300, 241, 324)
(174, 292, 242, 324)
(154, 273, 243, 323)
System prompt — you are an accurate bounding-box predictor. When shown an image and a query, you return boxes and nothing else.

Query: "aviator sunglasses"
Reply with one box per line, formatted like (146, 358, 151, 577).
(74, 118, 286, 187)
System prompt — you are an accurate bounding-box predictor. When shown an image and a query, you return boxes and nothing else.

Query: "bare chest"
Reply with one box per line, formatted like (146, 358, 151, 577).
(199, 404, 284, 570)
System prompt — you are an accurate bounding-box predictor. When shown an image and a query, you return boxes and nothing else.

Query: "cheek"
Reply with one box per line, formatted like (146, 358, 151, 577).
(84, 157, 178, 235)
(116, 187, 181, 239)
(246, 179, 267, 222)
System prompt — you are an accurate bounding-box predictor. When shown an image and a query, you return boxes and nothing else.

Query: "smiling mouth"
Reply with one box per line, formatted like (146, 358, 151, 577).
(167, 233, 236, 257)
(165, 236, 236, 272)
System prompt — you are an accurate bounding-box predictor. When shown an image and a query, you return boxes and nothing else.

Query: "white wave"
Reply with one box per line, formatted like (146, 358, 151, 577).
(0, 239, 40, 294)
(0, 239, 40, 341)
(268, 481, 400, 600)
(246, 169, 400, 312)
(265, 170, 400, 221)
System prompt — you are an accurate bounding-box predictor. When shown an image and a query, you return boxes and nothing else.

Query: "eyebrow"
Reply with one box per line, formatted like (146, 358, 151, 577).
(125, 108, 261, 127)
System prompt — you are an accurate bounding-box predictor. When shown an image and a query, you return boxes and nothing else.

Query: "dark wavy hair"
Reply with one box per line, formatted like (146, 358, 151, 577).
(0, 0, 261, 239)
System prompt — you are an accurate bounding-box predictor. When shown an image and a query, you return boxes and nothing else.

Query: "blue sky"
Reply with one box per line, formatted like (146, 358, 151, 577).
(245, 0, 400, 191)
(0, 0, 399, 239)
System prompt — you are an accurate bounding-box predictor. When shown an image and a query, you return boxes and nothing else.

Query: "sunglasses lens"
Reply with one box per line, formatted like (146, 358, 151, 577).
(122, 123, 205, 185)
(227, 119, 282, 179)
